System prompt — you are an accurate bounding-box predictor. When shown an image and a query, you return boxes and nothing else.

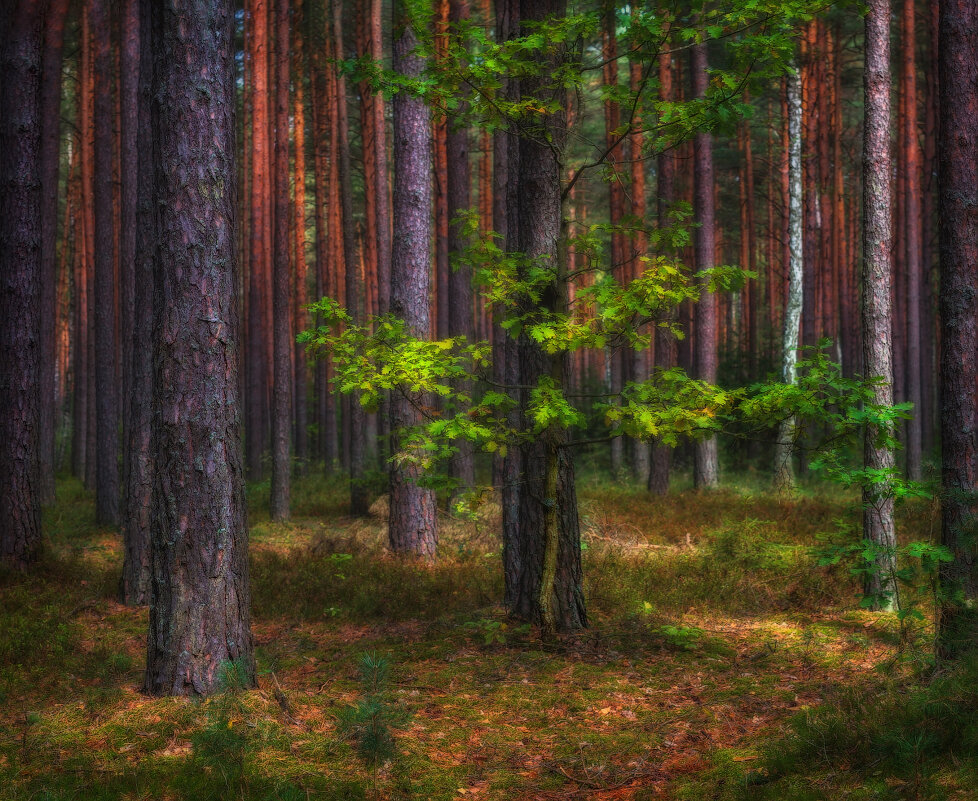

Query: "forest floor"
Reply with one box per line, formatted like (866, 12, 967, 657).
(2, 468, 977, 801)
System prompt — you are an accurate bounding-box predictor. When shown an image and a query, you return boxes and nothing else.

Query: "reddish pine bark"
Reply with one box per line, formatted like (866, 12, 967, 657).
(372, 0, 391, 317)
(861, 0, 897, 609)
(390, 2, 438, 557)
(648, 44, 676, 497)
(293, 0, 309, 473)
(246, 0, 269, 482)
(0, 0, 44, 566)
(145, 0, 255, 696)
(91, 0, 120, 526)
(37, 0, 69, 505)
(937, 0, 978, 657)
(902, 0, 924, 481)
(691, 42, 719, 490)
(121, 0, 153, 606)
(270, 0, 292, 521)
(433, 0, 450, 340)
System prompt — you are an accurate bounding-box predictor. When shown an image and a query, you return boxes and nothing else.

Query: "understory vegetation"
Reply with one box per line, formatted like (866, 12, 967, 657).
(1, 472, 975, 801)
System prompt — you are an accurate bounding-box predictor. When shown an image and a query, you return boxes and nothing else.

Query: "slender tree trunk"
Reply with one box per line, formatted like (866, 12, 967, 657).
(901, 0, 923, 481)
(861, 0, 897, 611)
(602, 1, 624, 476)
(37, 0, 69, 505)
(629, 19, 650, 482)
(937, 0, 978, 658)
(389, 2, 438, 557)
(447, 0, 476, 492)
(332, 0, 368, 515)
(246, 0, 269, 482)
(270, 0, 292, 521)
(91, 0, 120, 526)
(145, 0, 255, 696)
(691, 42, 719, 490)
(0, 0, 44, 566)
(434, 0, 450, 340)
(649, 44, 676, 497)
(121, 0, 153, 606)
(775, 65, 803, 491)
(292, 0, 308, 474)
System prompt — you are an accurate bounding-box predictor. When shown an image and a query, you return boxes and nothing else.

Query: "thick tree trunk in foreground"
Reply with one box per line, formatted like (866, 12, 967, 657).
(937, 0, 978, 659)
(92, 0, 120, 526)
(121, 0, 153, 606)
(0, 1, 44, 567)
(691, 42, 719, 490)
(38, 0, 70, 505)
(861, 0, 897, 611)
(389, 6, 438, 557)
(509, 0, 586, 635)
(145, 0, 255, 696)
(270, 0, 292, 521)
(774, 64, 803, 491)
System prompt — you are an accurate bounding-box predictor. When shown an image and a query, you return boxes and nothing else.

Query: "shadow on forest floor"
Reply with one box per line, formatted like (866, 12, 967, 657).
(1, 472, 975, 800)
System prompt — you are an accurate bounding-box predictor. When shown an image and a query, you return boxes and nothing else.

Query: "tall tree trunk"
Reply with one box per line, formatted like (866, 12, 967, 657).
(0, 0, 44, 566)
(495, 0, 522, 609)
(332, 0, 368, 515)
(270, 0, 292, 521)
(92, 0, 120, 526)
(433, 0, 450, 340)
(629, 19, 650, 482)
(145, 0, 255, 696)
(246, 0, 269, 482)
(861, 0, 897, 611)
(691, 42, 719, 490)
(648, 43, 676, 497)
(389, 1, 438, 557)
(902, 0, 923, 481)
(937, 0, 978, 658)
(447, 0, 476, 492)
(121, 0, 154, 606)
(510, 0, 586, 636)
(602, 1, 624, 476)
(38, 0, 69, 505)
(292, 0, 308, 474)
(775, 64, 803, 491)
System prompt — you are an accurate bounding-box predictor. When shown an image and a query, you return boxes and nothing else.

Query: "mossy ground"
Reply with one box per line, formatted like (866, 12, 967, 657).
(1, 471, 973, 800)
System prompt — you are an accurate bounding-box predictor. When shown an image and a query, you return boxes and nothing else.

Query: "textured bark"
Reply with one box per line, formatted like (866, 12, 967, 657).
(434, 0, 450, 340)
(270, 0, 292, 521)
(648, 45, 676, 498)
(371, 0, 391, 317)
(91, 0, 120, 526)
(246, 0, 269, 482)
(901, 0, 923, 481)
(861, 0, 897, 610)
(389, 5, 438, 557)
(937, 0, 978, 658)
(0, 0, 44, 567)
(121, 0, 153, 606)
(332, 0, 368, 515)
(292, 0, 308, 474)
(509, 0, 586, 634)
(447, 0, 476, 491)
(775, 65, 803, 491)
(145, 0, 255, 696)
(691, 42, 719, 490)
(37, 0, 69, 505)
